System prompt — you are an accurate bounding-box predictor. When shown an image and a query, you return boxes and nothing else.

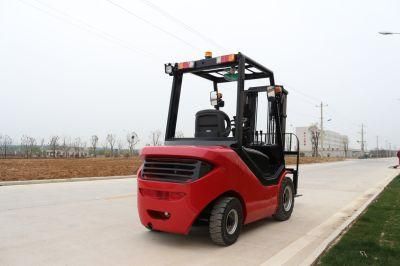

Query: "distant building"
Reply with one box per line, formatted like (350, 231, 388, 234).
(296, 127, 349, 157)
(46, 149, 88, 158)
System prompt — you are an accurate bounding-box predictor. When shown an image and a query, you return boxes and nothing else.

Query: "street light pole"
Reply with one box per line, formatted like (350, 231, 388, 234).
(379, 32, 400, 35)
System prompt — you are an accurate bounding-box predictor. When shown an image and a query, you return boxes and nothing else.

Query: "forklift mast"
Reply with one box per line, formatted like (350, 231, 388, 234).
(243, 85, 288, 149)
(270, 87, 287, 149)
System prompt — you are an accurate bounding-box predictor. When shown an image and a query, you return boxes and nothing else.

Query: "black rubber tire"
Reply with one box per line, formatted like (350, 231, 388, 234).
(145, 224, 160, 232)
(273, 177, 295, 221)
(209, 197, 243, 246)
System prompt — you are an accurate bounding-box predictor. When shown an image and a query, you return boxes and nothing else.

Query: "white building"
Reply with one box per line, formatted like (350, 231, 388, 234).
(296, 127, 349, 157)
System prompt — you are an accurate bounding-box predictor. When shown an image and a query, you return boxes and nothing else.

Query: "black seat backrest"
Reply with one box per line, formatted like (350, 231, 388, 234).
(250, 144, 284, 165)
(195, 109, 228, 138)
(243, 147, 275, 175)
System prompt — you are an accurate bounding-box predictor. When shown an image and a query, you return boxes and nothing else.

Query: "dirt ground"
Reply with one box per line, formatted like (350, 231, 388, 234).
(0, 157, 141, 181)
(0, 156, 344, 182)
(286, 156, 344, 165)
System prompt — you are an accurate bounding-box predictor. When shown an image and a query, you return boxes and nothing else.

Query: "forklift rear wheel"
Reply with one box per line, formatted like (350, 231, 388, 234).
(273, 177, 295, 221)
(145, 223, 160, 232)
(209, 197, 243, 246)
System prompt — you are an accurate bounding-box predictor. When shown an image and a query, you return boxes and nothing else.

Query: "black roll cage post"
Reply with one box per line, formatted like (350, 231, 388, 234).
(165, 72, 183, 141)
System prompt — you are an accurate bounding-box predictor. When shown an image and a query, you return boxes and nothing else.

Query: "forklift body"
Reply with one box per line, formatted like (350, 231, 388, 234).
(137, 53, 299, 245)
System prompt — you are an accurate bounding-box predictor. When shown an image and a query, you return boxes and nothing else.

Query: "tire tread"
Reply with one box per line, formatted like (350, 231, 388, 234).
(209, 197, 242, 246)
(273, 177, 295, 221)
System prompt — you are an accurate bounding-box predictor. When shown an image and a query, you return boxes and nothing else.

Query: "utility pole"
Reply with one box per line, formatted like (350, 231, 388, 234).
(359, 124, 366, 157)
(316, 102, 328, 157)
(385, 140, 388, 157)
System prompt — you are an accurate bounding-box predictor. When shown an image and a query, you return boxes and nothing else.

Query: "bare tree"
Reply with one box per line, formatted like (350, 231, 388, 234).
(72, 137, 81, 158)
(106, 134, 116, 157)
(126, 132, 139, 156)
(39, 138, 45, 157)
(49, 136, 59, 158)
(2, 135, 12, 158)
(308, 124, 320, 157)
(103, 141, 108, 156)
(21, 135, 29, 158)
(91, 135, 99, 157)
(149, 130, 162, 146)
(117, 139, 124, 157)
(61, 137, 70, 158)
(81, 141, 87, 157)
(27, 137, 36, 158)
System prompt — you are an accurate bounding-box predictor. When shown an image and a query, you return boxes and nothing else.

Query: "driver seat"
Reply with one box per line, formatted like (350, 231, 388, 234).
(195, 109, 230, 138)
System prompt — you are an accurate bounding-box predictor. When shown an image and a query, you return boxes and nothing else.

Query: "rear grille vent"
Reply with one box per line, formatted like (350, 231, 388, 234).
(141, 158, 212, 182)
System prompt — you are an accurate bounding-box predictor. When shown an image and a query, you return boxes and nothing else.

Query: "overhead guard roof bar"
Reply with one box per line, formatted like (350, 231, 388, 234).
(177, 53, 275, 84)
(192, 72, 271, 83)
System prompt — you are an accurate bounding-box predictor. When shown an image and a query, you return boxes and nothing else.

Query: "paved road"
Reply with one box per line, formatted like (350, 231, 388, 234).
(0, 158, 398, 266)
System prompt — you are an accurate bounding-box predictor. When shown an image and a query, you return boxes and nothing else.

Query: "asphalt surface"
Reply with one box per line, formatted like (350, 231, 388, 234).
(0, 158, 398, 266)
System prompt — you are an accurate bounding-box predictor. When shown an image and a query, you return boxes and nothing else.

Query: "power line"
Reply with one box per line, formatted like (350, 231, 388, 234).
(284, 87, 346, 129)
(105, 0, 202, 52)
(283, 84, 323, 106)
(287, 86, 321, 103)
(290, 91, 319, 106)
(285, 84, 361, 132)
(18, 0, 161, 60)
(326, 105, 360, 130)
(287, 88, 360, 134)
(284, 86, 366, 144)
(138, 0, 226, 52)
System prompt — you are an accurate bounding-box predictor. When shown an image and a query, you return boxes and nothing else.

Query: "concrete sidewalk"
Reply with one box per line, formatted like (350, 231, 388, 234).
(0, 158, 398, 266)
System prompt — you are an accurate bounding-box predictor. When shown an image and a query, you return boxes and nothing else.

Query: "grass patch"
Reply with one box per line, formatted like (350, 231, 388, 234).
(318, 175, 400, 265)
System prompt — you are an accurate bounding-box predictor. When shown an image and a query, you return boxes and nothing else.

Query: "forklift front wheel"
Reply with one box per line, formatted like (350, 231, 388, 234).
(209, 197, 243, 246)
(273, 177, 295, 221)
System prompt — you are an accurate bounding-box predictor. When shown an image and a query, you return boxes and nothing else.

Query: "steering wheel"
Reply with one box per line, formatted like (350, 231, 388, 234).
(222, 113, 232, 137)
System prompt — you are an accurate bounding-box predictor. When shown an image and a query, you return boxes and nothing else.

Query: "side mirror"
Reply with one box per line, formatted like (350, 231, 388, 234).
(210, 91, 225, 107)
(210, 91, 218, 106)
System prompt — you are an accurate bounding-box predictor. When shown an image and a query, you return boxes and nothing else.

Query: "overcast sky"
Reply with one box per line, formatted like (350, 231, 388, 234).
(1, 0, 399, 149)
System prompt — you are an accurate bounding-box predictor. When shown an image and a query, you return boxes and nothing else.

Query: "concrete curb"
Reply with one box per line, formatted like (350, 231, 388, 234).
(302, 172, 398, 265)
(260, 171, 398, 266)
(0, 175, 136, 186)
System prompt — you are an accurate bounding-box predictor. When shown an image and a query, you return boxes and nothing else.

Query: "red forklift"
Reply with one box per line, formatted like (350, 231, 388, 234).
(137, 52, 299, 246)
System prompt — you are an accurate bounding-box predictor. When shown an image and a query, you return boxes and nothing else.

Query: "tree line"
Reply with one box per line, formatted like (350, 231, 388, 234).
(0, 130, 165, 159)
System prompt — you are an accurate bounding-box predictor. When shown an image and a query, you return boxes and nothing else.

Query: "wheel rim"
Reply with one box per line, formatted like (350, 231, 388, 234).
(283, 186, 293, 212)
(226, 209, 239, 235)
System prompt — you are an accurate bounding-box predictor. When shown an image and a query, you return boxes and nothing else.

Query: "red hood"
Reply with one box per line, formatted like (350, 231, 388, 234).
(140, 145, 235, 162)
